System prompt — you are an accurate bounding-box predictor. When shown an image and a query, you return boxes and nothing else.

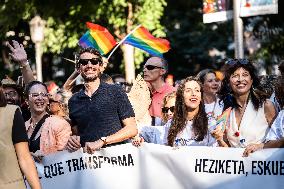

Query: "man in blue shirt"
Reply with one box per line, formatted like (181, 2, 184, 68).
(66, 48, 137, 154)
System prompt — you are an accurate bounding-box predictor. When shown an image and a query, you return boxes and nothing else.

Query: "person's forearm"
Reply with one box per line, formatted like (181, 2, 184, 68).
(15, 143, 41, 189)
(217, 139, 229, 147)
(19, 60, 35, 83)
(105, 121, 137, 145)
(19, 154, 41, 189)
(63, 71, 79, 91)
(264, 138, 284, 149)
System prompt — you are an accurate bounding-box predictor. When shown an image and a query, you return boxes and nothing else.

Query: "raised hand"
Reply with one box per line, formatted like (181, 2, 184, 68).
(6, 40, 28, 65)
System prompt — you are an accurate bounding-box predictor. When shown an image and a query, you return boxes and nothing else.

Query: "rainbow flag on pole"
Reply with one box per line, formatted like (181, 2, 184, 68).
(123, 26, 170, 57)
(79, 22, 117, 55)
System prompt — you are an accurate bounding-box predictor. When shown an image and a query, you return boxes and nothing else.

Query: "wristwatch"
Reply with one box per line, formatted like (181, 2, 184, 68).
(100, 137, 108, 146)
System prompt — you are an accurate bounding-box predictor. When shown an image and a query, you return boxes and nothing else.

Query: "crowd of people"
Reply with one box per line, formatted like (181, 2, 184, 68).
(1, 39, 284, 188)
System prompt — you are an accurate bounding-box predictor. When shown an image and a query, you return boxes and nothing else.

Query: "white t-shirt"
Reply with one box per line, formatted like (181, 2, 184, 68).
(163, 120, 217, 147)
(205, 98, 224, 119)
(139, 118, 217, 147)
(266, 110, 284, 141)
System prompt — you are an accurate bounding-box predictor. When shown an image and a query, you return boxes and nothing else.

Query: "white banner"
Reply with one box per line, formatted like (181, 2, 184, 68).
(28, 143, 284, 189)
(203, 0, 233, 23)
(240, 0, 278, 17)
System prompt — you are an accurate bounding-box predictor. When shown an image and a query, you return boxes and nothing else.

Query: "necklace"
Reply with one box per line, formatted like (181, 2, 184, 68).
(30, 120, 38, 129)
(29, 113, 48, 129)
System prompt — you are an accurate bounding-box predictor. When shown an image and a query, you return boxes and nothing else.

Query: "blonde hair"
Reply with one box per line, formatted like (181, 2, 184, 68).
(161, 91, 176, 123)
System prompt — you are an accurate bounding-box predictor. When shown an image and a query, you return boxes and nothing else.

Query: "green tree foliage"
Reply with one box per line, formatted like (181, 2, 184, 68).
(0, 0, 167, 80)
(161, 0, 233, 79)
(245, 1, 284, 73)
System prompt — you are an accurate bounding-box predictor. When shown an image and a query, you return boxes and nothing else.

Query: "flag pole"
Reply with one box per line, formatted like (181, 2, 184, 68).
(62, 57, 76, 64)
(107, 24, 141, 60)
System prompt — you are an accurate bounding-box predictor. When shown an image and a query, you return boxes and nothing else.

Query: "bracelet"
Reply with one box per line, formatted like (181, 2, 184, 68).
(19, 60, 29, 69)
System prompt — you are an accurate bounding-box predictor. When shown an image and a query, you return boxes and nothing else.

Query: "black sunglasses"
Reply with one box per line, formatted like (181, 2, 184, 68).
(226, 59, 249, 66)
(144, 65, 163, 71)
(162, 106, 175, 113)
(78, 58, 103, 66)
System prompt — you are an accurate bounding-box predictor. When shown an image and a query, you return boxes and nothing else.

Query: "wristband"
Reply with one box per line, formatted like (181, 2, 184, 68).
(19, 60, 29, 69)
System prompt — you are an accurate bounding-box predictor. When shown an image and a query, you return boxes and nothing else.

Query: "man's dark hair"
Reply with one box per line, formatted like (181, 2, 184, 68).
(75, 47, 103, 69)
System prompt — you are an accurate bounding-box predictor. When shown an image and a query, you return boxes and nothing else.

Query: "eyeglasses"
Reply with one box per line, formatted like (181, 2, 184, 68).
(162, 106, 175, 113)
(78, 58, 103, 66)
(144, 65, 163, 71)
(29, 92, 50, 98)
(4, 91, 18, 98)
(226, 59, 249, 65)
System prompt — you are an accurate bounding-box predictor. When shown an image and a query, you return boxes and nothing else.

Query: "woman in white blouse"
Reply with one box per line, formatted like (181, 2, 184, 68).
(215, 59, 276, 148)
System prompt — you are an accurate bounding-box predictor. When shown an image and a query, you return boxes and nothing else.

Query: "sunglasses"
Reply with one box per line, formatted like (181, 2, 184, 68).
(162, 106, 175, 113)
(29, 92, 50, 98)
(144, 65, 164, 71)
(78, 58, 103, 66)
(226, 59, 249, 65)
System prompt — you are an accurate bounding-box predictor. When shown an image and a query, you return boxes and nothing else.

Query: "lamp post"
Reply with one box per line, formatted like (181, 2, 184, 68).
(29, 16, 45, 82)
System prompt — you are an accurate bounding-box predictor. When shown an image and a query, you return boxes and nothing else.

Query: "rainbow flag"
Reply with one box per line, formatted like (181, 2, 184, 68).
(79, 22, 117, 55)
(123, 26, 170, 57)
(216, 108, 231, 132)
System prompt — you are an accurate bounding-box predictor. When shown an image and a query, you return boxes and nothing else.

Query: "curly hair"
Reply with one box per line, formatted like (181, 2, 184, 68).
(218, 59, 268, 111)
(75, 47, 103, 69)
(161, 91, 176, 123)
(167, 77, 208, 146)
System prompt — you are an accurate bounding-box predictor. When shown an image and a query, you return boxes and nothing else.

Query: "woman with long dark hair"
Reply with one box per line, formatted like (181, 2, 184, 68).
(167, 77, 218, 147)
(133, 77, 220, 147)
(0, 82, 41, 188)
(216, 59, 276, 148)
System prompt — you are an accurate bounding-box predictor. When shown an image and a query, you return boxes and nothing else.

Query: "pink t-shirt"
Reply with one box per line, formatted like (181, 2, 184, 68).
(149, 83, 175, 118)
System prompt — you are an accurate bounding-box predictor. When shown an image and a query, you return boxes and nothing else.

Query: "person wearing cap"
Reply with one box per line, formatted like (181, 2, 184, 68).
(143, 56, 175, 125)
(1, 77, 22, 106)
(1, 77, 31, 121)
